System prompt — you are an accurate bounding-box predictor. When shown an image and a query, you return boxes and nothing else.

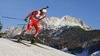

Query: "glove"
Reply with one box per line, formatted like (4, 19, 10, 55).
(24, 18, 28, 22)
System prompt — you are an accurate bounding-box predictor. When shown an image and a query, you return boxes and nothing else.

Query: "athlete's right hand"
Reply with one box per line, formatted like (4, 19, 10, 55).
(25, 18, 28, 22)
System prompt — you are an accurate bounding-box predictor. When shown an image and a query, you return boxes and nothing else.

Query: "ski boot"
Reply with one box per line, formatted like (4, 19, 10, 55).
(18, 36, 23, 42)
(31, 37, 37, 45)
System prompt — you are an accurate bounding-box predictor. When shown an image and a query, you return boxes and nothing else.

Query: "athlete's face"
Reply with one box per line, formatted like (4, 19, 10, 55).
(41, 12, 45, 16)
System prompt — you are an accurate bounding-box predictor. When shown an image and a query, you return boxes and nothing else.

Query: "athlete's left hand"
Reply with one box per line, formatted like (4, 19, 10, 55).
(25, 18, 28, 22)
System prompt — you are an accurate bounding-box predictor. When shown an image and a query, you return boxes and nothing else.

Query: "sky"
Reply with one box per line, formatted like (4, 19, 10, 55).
(0, 0, 100, 31)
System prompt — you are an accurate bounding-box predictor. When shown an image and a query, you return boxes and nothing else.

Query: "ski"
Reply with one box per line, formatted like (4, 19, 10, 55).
(30, 38, 50, 50)
(37, 37, 45, 44)
(10, 39, 51, 50)
(17, 24, 27, 25)
(29, 43, 50, 50)
(11, 39, 31, 47)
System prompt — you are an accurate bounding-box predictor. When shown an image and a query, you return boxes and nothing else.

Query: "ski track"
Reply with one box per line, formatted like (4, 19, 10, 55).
(0, 38, 75, 56)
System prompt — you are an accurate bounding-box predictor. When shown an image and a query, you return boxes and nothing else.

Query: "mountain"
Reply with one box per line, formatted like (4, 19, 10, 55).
(2, 15, 100, 56)
(0, 21, 3, 37)
(90, 51, 100, 56)
(0, 21, 3, 31)
(2, 15, 93, 38)
(40, 15, 93, 30)
(36, 26, 100, 55)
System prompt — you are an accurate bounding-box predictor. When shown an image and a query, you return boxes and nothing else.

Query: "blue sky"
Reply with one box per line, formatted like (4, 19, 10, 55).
(0, 0, 100, 31)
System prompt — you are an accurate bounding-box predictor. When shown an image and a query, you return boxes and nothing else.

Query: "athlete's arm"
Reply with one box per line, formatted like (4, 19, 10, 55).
(25, 10, 38, 22)
(38, 15, 46, 22)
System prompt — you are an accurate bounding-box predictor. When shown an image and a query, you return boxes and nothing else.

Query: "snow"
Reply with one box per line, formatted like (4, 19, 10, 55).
(63, 48, 90, 56)
(76, 50, 89, 56)
(90, 51, 100, 56)
(0, 38, 75, 56)
(41, 15, 93, 30)
(61, 48, 72, 54)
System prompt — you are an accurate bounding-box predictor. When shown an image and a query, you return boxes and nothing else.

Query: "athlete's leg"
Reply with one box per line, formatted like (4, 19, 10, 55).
(33, 21, 40, 38)
(22, 20, 32, 36)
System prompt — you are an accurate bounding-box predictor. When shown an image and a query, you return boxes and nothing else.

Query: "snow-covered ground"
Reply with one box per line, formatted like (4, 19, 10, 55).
(0, 38, 75, 56)
(76, 50, 89, 56)
(90, 51, 100, 56)
(63, 48, 89, 56)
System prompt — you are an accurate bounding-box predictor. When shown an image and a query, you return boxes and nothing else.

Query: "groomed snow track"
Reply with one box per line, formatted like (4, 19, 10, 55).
(0, 38, 75, 56)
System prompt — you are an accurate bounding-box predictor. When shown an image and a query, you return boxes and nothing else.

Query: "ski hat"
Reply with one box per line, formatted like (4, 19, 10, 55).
(40, 6, 49, 14)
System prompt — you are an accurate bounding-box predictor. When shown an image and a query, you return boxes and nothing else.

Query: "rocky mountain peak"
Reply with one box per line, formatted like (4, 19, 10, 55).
(41, 15, 93, 30)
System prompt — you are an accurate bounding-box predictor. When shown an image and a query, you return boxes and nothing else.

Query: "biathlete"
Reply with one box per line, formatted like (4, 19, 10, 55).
(18, 6, 49, 44)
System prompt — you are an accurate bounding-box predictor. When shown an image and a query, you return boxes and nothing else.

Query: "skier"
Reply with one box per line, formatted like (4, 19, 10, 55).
(18, 6, 49, 44)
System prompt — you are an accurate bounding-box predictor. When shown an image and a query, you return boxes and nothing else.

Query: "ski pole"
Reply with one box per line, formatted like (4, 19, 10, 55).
(2, 16, 24, 20)
(17, 24, 27, 25)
